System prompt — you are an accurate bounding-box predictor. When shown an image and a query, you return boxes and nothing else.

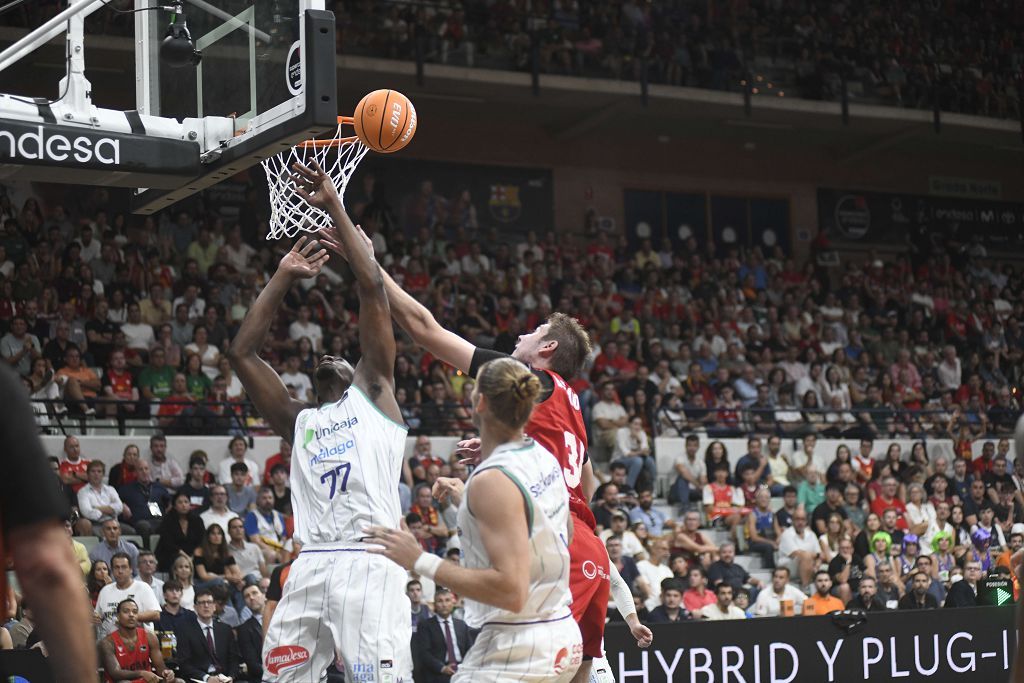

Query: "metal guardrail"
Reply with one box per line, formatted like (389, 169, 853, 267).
(29, 398, 1023, 439)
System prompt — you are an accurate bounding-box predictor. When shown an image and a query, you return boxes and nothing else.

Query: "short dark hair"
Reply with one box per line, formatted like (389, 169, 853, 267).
(194, 588, 215, 602)
(109, 552, 131, 568)
(405, 512, 423, 526)
(150, 433, 166, 444)
(661, 578, 684, 594)
(610, 462, 628, 473)
(230, 462, 249, 474)
(116, 598, 138, 613)
(714, 582, 733, 595)
(434, 587, 454, 599)
(783, 485, 798, 497)
(406, 580, 422, 591)
(686, 434, 700, 443)
(826, 483, 844, 495)
(815, 569, 831, 581)
(270, 463, 288, 475)
(163, 579, 183, 593)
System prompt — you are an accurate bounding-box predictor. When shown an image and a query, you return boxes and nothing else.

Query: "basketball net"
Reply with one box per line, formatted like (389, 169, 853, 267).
(261, 116, 369, 241)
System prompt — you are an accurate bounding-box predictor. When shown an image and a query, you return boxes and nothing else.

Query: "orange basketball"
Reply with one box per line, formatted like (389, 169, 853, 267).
(353, 89, 417, 154)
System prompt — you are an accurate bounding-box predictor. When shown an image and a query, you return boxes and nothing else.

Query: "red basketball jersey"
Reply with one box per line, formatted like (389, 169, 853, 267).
(105, 627, 153, 682)
(526, 369, 597, 529)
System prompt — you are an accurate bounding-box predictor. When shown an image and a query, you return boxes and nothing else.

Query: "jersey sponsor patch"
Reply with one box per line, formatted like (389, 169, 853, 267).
(265, 645, 310, 674)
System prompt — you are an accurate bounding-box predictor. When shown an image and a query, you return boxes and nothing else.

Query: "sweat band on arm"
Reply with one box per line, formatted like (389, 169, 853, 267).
(414, 552, 444, 580)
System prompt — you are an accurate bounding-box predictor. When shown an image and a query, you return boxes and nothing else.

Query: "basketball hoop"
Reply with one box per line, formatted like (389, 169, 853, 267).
(261, 115, 369, 241)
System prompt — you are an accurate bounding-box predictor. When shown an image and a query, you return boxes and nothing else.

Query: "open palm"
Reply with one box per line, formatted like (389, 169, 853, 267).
(278, 236, 329, 280)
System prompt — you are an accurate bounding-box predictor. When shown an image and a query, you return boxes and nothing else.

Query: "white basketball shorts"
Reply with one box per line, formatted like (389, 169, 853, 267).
(452, 611, 583, 682)
(263, 547, 412, 683)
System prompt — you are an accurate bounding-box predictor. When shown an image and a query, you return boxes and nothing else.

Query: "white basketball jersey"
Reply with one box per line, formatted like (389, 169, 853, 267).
(290, 385, 407, 546)
(458, 438, 572, 628)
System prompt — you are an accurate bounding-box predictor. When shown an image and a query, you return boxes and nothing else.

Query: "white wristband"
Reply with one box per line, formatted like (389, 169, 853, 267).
(414, 552, 444, 580)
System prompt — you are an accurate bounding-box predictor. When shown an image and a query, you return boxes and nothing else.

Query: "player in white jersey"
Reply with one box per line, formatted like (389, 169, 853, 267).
(367, 358, 583, 681)
(228, 161, 411, 682)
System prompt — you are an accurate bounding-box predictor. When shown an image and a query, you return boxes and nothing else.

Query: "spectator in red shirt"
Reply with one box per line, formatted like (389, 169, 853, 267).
(870, 476, 909, 530)
(101, 350, 139, 418)
(58, 434, 90, 493)
(108, 443, 140, 488)
(157, 373, 195, 429)
(592, 340, 637, 383)
(682, 566, 716, 613)
(262, 438, 292, 485)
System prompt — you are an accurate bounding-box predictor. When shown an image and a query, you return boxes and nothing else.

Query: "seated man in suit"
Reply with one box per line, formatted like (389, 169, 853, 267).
(412, 588, 475, 682)
(173, 588, 241, 683)
(236, 583, 267, 682)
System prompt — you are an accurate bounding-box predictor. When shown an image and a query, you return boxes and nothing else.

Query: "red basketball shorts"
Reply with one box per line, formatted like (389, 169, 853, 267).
(568, 512, 610, 659)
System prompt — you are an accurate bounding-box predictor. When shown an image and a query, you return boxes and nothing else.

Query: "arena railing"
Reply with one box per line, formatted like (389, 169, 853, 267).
(28, 399, 1022, 440)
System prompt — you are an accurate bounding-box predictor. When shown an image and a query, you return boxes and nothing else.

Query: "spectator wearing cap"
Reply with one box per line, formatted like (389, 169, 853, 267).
(645, 579, 691, 624)
(599, 510, 644, 559)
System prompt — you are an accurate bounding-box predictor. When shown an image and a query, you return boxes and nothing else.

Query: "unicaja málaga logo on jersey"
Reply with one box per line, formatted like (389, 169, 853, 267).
(303, 416, 359, 448)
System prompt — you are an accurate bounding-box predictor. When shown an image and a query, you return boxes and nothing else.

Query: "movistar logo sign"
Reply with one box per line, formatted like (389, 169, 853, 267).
(303, 415, 359, 448)
(0, 126, 120, 165)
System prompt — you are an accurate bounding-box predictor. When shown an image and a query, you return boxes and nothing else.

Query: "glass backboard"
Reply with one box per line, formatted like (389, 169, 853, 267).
(132, 0, 338, 213)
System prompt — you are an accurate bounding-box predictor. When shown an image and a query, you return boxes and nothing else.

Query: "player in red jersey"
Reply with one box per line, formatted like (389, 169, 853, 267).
(99, 599, 177, 683)
(317, 226, 649, 682)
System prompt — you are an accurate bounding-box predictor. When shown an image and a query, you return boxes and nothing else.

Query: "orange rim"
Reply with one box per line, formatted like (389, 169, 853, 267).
(297, 115, 359, 149)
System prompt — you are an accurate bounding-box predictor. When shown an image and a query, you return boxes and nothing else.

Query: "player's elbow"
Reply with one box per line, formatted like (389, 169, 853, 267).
(495, 577, 529, 613)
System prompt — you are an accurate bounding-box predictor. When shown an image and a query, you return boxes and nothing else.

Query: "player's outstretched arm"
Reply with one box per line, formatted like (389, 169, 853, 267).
(227, 238, 327, 441)
(303, 190, 475, 373)
(292, 161, 403, 424)
(367, 469, 530, 612)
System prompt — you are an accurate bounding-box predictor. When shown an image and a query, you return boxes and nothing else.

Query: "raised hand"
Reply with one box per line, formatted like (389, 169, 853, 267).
(277, 236, 329, 281)
(454, 437, 482, 466)
(291, 160, 341, 213)
(318, 222, 375, 264)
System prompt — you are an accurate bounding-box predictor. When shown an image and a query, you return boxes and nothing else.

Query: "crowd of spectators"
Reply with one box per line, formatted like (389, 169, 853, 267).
(594, 429, 1024, 622)
(3, 170, 1021, 445)
(6, 1, 1021, 119)
(332, 0, 1023, 119)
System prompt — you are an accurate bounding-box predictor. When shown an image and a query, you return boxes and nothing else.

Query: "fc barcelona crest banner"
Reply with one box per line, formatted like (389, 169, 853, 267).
(489, 184, 522, 223)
